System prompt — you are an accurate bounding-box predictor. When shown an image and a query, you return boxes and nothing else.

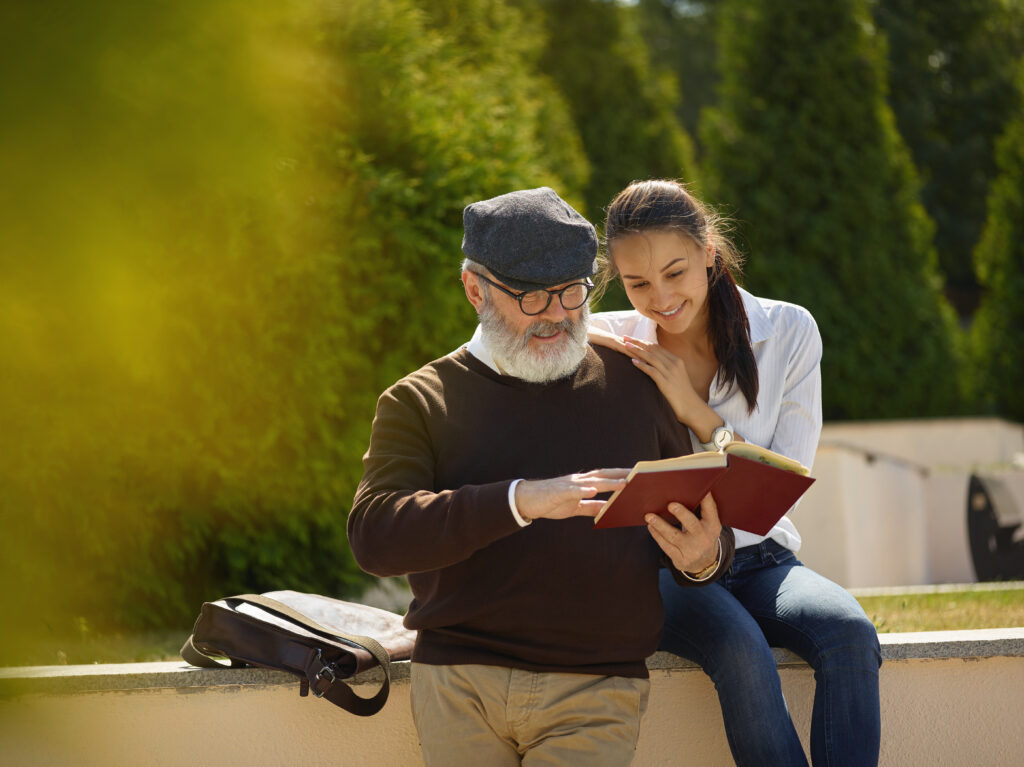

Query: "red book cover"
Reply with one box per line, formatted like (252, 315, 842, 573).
(593, 464, 727, 529)
(594, 445, 815, 535)
(708, 454, 816, 535)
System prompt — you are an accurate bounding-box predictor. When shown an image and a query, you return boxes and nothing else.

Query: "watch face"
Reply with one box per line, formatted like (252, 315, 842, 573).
(714, 427, 733, 449)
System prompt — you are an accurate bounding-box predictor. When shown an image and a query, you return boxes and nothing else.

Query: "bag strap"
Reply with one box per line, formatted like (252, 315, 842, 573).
(181, 594, 392, 716)
(227, 594, 390, 670)
(181, 633, 240, 669)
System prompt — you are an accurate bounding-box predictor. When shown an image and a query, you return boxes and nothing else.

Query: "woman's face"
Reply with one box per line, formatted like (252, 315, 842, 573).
(611, 230, 715, 336)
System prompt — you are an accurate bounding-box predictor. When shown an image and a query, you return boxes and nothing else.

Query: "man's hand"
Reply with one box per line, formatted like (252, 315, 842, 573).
(646, 492, 723, 574)
(515, 469, 630, 521)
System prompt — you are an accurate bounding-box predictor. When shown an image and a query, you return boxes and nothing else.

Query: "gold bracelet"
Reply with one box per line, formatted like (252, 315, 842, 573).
(683, 539, 723, 582)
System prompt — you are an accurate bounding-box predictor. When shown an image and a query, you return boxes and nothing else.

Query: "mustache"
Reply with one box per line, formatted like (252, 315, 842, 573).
(525, 317, 576, 338)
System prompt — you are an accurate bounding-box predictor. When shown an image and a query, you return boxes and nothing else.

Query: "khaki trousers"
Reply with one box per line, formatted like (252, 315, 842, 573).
(410, 663, 649, 767)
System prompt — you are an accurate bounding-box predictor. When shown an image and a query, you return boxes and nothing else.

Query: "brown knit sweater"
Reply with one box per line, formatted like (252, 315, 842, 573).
(349, 345, 734, 678)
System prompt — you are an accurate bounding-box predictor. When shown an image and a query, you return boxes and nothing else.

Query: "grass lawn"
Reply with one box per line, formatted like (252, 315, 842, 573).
(3, 584, 1022, 667)
(853, 583, 1024, 634)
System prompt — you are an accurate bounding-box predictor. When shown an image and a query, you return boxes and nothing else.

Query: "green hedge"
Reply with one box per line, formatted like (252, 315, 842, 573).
(0, 0, 587, 659)
(971, 60, 1024, 421)
(873, 0, 1024, 314)
(517, 0, 699, 222)
(701, 0, 964, 420)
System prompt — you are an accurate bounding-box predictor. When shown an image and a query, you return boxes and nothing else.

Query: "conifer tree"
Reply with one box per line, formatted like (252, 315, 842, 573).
(634, 0, 723, 154)
(515, 0, 699, 219)
(971, 60, 1024, 421)
(874, 0, 1024, 317)
(702, 0, 963, 419)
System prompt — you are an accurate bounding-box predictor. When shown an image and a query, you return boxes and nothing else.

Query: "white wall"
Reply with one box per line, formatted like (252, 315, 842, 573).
(794, 418, 1024, 587)
(794, 446, 929, 588)
(3, 633, 1023, 767)
(820, 418, 1024, 470)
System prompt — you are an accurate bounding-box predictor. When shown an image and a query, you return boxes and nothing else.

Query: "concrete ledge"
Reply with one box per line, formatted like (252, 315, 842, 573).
(874, 627, 1024, 661)
(3, 628, 1020, 698)
(2, 629, 1023, 767)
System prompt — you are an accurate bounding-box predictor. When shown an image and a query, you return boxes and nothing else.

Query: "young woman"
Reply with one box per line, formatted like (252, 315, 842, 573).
(590, 179, 881, 767)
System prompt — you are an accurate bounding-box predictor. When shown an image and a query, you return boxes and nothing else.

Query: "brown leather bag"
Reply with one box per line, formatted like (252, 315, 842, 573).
(181, 590, 416, 716)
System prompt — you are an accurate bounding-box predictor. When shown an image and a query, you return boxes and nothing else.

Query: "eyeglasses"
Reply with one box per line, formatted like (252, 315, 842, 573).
(475, 273, 593, 316)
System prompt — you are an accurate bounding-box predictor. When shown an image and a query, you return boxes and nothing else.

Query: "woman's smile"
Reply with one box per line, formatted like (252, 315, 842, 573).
(653, 302, 685, 318)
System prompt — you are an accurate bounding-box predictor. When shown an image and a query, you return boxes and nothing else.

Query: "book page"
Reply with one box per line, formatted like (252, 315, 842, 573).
(724, 442, 810, 476)
(629, 451, 726, 477)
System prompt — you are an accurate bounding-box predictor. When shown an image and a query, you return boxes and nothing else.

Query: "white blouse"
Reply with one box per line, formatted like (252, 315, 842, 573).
(590, 287, 823, 552)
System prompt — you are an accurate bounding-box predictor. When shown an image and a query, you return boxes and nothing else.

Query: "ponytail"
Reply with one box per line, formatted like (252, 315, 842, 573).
(707, 257, 758, 412)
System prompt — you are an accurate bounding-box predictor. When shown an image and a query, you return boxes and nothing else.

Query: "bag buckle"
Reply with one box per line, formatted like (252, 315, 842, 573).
(310, 649, 337, 698)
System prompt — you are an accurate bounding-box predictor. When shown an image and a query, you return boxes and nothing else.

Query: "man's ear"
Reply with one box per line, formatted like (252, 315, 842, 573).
(462, 270, 486, 312)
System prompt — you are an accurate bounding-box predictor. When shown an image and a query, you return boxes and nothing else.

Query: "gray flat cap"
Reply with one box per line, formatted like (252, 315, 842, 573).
(461, 187, 598, 291)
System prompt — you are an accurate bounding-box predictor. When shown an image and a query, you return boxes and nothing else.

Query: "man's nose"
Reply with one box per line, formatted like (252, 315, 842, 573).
(538, 295, 568, 322)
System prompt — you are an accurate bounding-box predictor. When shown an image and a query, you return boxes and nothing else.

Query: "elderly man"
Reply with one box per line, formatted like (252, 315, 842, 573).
(348, 187, 735, 766)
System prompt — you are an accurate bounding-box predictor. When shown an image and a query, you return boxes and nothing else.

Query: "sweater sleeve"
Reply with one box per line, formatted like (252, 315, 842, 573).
(663, 525, 735, 587)
(347, 380, 522, 578)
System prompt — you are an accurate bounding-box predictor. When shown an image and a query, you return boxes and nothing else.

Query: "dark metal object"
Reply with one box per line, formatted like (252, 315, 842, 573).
(967, 473, 1024, 581)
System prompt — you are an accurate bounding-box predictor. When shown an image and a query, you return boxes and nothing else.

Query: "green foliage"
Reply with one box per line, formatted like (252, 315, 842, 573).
(0, 0, 348, 653)
(515, 0, 699, 222)
(317, 0, 586, 407)
(634, 0, 724, 155)
(632, 0, 1024, 322)
(971, 60, 1024, 421)
(872, 0, 1024, 316)
(0, 0, 586, 659)
(702, 0, 964, 420)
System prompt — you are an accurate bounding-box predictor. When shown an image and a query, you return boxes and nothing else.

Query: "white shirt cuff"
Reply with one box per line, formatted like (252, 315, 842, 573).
(508, 479, 532, 527)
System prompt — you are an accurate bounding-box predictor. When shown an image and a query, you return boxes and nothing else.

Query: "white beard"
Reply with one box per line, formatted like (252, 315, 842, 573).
(478, 297, 590, 384)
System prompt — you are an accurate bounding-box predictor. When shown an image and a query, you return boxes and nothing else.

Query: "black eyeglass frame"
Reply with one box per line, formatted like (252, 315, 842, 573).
(474, 273, 594, 316)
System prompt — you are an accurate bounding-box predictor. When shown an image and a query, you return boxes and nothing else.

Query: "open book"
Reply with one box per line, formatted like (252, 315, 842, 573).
(593, 442, 815, 535)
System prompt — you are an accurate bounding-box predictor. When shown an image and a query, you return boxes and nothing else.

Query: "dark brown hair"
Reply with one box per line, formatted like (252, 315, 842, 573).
(601, 179, 758, 412)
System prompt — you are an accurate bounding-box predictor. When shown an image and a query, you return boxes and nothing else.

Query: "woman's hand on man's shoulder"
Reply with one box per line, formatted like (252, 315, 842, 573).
(587, 326, 631, 355)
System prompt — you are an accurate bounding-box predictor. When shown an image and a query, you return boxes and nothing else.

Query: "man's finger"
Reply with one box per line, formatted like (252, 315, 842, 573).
(580, 480, 627, 495)
(574, 485, 598, 500)
(645, 512, 693, 547)
(579, 468, 632, 481)
(699, 492, 721, 528)
(645, 515, 673, 547)
(664, 502, 702, 533)
(645, 515, 688, 559)
(576, 500, 605, 517)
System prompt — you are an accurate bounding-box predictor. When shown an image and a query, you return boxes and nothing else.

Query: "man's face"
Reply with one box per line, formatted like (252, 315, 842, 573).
(466, 271, 590, 383)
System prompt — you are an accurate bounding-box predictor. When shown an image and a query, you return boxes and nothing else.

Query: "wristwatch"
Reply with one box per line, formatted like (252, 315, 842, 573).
(700, 421, 734, 452)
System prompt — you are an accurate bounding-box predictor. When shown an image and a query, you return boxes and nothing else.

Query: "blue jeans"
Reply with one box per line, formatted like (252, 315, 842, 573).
(659, 540, 881, 767)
